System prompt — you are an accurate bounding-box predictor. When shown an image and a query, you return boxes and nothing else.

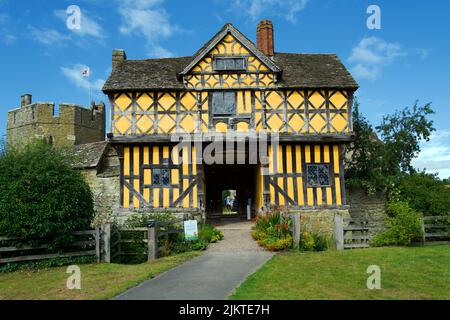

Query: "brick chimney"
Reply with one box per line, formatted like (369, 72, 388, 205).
(21, 94, 32, 107)
(112, 49, 127, 70)
(257, 20, 274, 57)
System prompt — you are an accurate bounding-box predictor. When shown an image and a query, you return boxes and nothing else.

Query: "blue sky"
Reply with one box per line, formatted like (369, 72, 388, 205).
(0, 0, 449, 178)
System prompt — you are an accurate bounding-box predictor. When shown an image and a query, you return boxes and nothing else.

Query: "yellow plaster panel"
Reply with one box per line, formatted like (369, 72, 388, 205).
(237, 122, 249, 132)
(329, 91, 347, 110)
(115, 116, 131, 135)
(309, 114, 326, 133)
(216, 122, 228, 133)
(288, 114, 304, 133)
(158, 93, 176, 111)
(287, 91, 304, 109)
(115, 94, 132, 110)
(309, 91, 326, 109)
(137, 93, 153, 111)
(333, 145, 340, 174)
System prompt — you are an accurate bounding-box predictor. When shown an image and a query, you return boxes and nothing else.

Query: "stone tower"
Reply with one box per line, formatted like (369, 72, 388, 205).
(7, 94, 106, 149)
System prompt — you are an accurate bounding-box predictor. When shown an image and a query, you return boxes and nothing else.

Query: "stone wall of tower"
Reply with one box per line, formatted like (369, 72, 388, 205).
(6, 94, 105, 149)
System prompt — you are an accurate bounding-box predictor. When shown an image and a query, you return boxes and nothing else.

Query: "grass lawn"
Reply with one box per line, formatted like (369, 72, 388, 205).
(0, 251, 202, 300)
(230, 246, 450, 300)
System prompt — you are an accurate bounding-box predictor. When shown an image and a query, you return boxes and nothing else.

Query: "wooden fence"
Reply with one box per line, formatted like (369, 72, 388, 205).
(0, 227, 105, 264)
(110, 219, 185, 262)
(334, 214, 450, 250)
(334, 215, 385, 250)
(421, 216, 450, 245)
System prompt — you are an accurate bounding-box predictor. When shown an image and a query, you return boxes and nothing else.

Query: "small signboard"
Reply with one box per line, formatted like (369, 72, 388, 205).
(184, 220, 198, 241)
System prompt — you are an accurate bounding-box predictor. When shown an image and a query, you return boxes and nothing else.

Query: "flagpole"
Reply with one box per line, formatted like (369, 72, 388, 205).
(88, 73, 91, 107)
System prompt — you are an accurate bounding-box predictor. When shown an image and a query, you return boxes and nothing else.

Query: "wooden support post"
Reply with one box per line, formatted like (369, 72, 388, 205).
(95, 227, 101, 263)
(290, 214, 300, 248)
(101, 224, 111, 263)
(334, 213, 344, 250)
(147, 220, 157, 261)
(421, 217, 426, 245)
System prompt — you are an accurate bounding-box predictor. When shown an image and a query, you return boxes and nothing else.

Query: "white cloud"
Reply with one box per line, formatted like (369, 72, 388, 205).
(414, 48, 431, 60)
(413, 130, 450, 179)
(348, 36, 405, 81)
(28, 26, 70, 45)
(54, 9, 106, 42)
(228, 0, 309, 23)
(61, 64, 105, 92)
(1, 32, 16, 44)
(0, 13, 16, 45)
(117, 0, 177, 57)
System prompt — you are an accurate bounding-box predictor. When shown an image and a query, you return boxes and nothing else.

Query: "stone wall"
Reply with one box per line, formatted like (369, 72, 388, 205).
(81, 169, 121, 226)
(290, 208, 350, 236)
(347, 188, 387, 236)
(7, 95, 105, 149)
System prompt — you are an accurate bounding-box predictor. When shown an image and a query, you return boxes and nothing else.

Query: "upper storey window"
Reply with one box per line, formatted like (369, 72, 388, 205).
(213, 57, 247, 71)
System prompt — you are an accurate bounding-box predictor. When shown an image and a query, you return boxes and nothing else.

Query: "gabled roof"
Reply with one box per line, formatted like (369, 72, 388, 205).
(178, 23, 282, 76)
(102, 53, 358, 92)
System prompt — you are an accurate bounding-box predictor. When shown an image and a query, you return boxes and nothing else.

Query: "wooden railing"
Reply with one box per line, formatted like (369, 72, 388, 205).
(421, 216, 450, 245)
(111, 219, 185, 262)
(334, 215, 384, 250)
(0, 228, 103, 264)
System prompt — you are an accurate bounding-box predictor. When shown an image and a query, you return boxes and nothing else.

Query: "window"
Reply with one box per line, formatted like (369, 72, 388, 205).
(213, 57, 246, 71)
(212, 91, 236, 115)
(307, 164, 330, 187)
(152, 160, 170, 186)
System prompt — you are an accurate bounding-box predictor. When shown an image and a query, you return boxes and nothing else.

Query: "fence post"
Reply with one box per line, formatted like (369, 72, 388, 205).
(101, 223, 111, 263)
(147, 220, 157, 261)
(95, 227, 101, 263)
(290, 214, 300, 248)
(421, 217, 426, 245)
(334, 213, 344, 250)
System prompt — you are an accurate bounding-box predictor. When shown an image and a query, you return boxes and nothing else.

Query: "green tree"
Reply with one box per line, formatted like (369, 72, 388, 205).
(0, 141, 94, 249)
(396, 172, 450, 216)
(346, 100, 435, 192)
(376, 101, 435, 174)
(346, 100, 385, 191)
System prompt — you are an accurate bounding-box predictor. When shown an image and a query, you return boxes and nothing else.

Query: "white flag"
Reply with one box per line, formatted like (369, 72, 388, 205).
(82, 67, 90, 78)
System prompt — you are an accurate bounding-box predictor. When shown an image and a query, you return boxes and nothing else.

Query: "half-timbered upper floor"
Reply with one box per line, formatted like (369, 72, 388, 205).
(103, 21, 358, 142)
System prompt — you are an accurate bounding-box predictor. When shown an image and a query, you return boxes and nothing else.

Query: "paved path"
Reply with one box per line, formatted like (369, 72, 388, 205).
(115, 221, 273, 300)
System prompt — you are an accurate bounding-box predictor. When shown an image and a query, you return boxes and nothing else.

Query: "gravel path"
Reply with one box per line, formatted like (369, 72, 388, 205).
(115, 220, 272, 300)
(208, 221, 266, 252)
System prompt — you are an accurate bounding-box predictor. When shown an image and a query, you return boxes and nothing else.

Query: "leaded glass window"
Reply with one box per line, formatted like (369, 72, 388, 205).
(213, 57, 246, 71)
(307, 164, 330, 187)
(152, 161, 170, 186)
(212, 91, 236, 115)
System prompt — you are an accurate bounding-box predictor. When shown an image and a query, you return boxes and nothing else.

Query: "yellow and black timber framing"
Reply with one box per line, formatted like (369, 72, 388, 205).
(102, 22, 358, 216)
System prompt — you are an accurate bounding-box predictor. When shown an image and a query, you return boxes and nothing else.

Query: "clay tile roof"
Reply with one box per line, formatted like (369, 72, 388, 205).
(65, 141, 109, 169)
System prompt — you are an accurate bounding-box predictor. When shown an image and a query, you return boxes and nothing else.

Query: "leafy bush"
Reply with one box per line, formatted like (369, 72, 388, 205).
(258, 235, 293, 251)
(253, 208, 293, 251)
(190, 239, 209, 251)
(299, 232, 331, 252)
(124, 212, 175, 228)
(0, 141, 94, 250)
(198, 224, 214, 243)
(115, 215, 222, 263)
(371, 201, 423, 247)
(396, 172, 450, 216)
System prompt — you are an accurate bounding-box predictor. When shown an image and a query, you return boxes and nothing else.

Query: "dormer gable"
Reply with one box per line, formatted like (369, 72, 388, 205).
(179, 23, 281, 77)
